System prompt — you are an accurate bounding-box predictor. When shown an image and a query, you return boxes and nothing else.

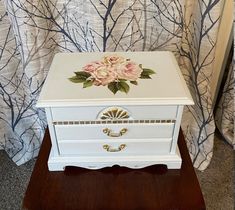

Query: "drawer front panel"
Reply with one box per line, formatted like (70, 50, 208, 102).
(58, 139, 172, 155)
(51, 105, 178, 121)
(55, 123, 175, 141)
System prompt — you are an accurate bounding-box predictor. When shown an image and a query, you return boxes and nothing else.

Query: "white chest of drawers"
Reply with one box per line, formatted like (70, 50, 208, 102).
(37, 51, 193, 171)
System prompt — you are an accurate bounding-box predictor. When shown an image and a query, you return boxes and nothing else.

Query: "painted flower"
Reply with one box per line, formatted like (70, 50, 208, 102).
(103, 55, 125, 66)
(116, 61, 142, 81)
(69, 54, 155, 94)
(90, 65, 117, 86)
(82, 61, 103, 73)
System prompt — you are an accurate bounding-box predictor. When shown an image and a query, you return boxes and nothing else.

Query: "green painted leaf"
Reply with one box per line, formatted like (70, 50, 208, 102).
(142, 68, 156, 75)
(118, 81, 130, 93)
(140, 74, 151, 79)
(130, 81, 138, 85)
(68, 76, 86, 83)
(74, 71, 91, 79)
(83, 80, 93, 88)
(118, 79, 127, 82)
(108, 82, 119, 94)
(140, 68, 155, 79)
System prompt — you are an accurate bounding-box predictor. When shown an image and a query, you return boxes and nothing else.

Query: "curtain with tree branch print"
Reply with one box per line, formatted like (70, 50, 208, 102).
(0, 0, 229, 170)
(215, 60, 234, 147)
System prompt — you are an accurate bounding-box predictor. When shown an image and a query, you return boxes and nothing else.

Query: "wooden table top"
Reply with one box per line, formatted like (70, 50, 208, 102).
(22, 129, 205, 210)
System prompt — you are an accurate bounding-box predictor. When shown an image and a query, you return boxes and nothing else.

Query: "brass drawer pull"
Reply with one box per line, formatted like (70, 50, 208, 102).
(103, 128, 128, 137)
(103, 144, 126, 152)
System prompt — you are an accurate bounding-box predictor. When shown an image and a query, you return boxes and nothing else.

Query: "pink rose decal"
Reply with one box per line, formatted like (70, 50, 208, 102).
(90, 66, 117, 86)
(103, 55, 125, 65)
(116, 61, 143, 81)
(82, 61, 103, 73)
(69, 54, 155, 94)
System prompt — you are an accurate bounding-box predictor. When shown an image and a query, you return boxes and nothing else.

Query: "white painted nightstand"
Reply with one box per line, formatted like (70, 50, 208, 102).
(37, 51, 193, 171)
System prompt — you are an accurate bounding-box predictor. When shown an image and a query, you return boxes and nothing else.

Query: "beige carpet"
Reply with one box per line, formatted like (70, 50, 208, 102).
(195, 131, 234, 210)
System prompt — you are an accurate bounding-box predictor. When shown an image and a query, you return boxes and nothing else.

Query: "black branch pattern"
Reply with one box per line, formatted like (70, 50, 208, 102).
(0, 0, 231, 169)
(215, 60, 234, 146)
(177, 0, 223, 169)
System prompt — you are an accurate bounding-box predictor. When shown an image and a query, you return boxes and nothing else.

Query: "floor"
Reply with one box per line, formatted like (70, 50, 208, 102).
(0, 131, 233, 210)
(195, 132, 234, 210)
(0, 153, 35, 210)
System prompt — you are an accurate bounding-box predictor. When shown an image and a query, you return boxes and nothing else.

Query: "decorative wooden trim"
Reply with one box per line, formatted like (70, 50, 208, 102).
(97, 107, 130, 120)
(53, 119, 176, 125)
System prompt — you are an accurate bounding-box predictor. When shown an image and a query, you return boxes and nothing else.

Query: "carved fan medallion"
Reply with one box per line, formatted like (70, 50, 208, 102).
(97, 107, 131, 120)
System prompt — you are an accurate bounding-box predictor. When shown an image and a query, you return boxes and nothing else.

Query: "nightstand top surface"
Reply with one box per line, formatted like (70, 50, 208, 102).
(37, 51, 193, 107)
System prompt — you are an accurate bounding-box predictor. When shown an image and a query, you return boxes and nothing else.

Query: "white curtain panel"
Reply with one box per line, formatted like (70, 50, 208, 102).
(0, 0, 231, 170)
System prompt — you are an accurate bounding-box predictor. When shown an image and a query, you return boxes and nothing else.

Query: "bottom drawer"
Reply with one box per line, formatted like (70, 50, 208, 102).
(58, 139, 172, 156)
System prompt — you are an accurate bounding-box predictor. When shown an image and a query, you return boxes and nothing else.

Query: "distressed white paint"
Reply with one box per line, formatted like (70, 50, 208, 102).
(37, 52, 194, 171)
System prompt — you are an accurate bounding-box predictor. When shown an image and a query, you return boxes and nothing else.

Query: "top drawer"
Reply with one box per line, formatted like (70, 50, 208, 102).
(51, 105, 178, 121)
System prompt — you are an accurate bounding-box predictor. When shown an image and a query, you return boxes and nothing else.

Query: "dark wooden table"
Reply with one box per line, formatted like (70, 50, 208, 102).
(22, 129, 205, 210)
